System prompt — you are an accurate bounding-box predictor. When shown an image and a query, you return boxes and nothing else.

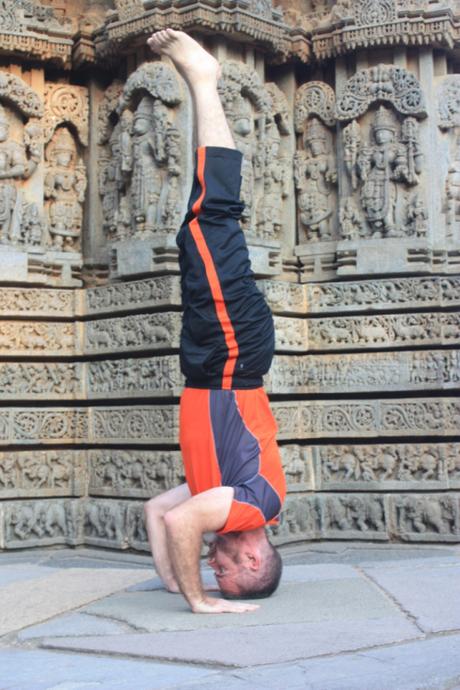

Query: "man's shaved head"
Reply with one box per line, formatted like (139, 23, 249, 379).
(207, 529, 282, 599)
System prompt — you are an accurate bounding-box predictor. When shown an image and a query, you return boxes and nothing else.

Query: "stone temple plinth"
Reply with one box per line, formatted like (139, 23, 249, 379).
(0, 0, 459, 550)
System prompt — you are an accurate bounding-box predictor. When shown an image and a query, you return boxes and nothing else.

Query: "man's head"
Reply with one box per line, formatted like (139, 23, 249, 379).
(207, 528, 282, 599)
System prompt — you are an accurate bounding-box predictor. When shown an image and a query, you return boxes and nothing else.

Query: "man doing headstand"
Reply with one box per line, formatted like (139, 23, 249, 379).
(144, 29, 286, 614)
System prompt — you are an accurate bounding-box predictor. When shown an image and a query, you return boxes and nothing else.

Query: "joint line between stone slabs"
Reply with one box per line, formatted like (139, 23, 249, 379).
(354, 565, 426, 634)
(72, 609, 150, 634)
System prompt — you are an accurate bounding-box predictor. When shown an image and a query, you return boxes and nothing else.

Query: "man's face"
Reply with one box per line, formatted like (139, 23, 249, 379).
(206, 533, 245, 597)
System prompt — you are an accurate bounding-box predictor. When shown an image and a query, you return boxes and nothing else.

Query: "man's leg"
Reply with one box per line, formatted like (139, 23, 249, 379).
(147, 30, 235, 149)
(144, 483, 191, 592)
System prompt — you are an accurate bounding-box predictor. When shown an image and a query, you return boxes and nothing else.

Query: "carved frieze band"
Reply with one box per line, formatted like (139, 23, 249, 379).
(0, 450, 87, 498)
(2, 491, 458, 549)
(84, 313, 180, 355)
(0, 399, 458, 445)
(0, 322, 80, 356)
(273, 398, 460, 440)
(2, 275, 454, 323)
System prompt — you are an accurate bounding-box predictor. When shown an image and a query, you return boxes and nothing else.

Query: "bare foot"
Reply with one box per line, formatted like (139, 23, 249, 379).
(147, 29, 221, 85)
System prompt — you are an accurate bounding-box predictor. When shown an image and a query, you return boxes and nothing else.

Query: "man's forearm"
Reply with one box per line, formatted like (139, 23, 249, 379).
(164, 512, 205, 609)
(145, 509, 179, 591)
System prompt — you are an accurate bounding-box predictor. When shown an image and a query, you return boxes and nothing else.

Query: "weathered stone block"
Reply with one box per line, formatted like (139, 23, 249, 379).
(315, 444, 454, 491)
(83, 499, 129, 549)
(389, 494, 460, 542)
(0, 286, 76, 319)
(274, 316, 308, 351)
(268, 350, 460, 395)
(87, 356, 183, 399)
(85, 275, 182, 316)
(127, 502, 149, 551)
(0, 450, 87, 499)
(0, 409, 88, 445)
(88, 449, 184, 498)
(259, 280, 307, 316)
(269, 494, 320, 545)
(0, 321, 79, 357)
(318, 493, 389, 541)
(84, 312, 181, 355)
(89, 406, 179, 444)
(280, 445, 315, 492)
(0, 362, 84, 400)
(272, 398, 460, 440)
(0, 499, 84, 549)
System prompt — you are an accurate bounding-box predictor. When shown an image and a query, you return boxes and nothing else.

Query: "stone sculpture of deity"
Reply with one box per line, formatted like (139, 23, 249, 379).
(130, 97, 163, 234)
(44, 127, 87, 252)
(256, 119, 289, 239)
(0, 104, 27, 243)
(343, 105, 423, 238)
(231, 92, 262, 231)
(294, 116, 337, 241)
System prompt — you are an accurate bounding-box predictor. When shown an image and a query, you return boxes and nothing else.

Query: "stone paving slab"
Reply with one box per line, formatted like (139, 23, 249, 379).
(0, 567, 152, 636)
(169, 634, 460, 690)
(362, 562, 460, 633)
(81, 576, 405, 633)
(42, 614, 421, 667)
(0, 564, 58, 587)
(0, 648, 215, 690)
(18, 612, 130, 641)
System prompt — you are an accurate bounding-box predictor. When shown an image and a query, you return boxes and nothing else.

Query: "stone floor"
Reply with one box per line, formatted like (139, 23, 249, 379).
(1, 542, 460, 690)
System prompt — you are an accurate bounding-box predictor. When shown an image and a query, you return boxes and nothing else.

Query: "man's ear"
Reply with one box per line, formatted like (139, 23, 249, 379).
(242, 550, 261, 572)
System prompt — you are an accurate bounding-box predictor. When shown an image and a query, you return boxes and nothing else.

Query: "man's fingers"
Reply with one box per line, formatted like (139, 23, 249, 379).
(191, 597, 260, 614)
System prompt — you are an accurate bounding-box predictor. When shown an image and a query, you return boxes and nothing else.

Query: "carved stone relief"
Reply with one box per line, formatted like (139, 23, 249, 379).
(294, 82, 337, 243)
(438, 76, 460, 245)
(0, 286, 76, 317)
(1, 499, 83, 548)
(98, 62, 185, 245)
(84, 312, 180, 355)
(269, 350, 460, 395)
(0, 321, 77, 356)
(273, 398, 460, 440)
(0, 362, 83, 399)
(0, 409, 88, 445)
(0, 450, 87, 498)
(269, 495, 320, 544)
(90, 406, 179, 444)
(85, 275, 181, 315)
(280, 445, 315, 491)
(218, 62, 289, 242)
(319, 493, 388, 540)
(391, 494, 460, 541)
(89, 449, 184, 497)
(87, 356, 183, 398)
(84, 499, 128, 548)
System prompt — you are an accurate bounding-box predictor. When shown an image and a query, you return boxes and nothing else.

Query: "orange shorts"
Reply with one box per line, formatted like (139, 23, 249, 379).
(179, 387, 286, 533)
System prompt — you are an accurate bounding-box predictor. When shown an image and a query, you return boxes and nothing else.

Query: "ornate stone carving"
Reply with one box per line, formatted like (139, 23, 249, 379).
(307, 276, 460, 313)
(3, 409, 88, 444)
(354, 0, 397, 26)
(44, 127, 87, 252)
(0, 321, 77, 355)
(336, 66, 427, 121)
(84, 499, 127, 548)
(85, 275, 181, 315)
(342, 106, 425, 239)
(0, 362, 82, 399)
(308, 312, 459, 351)
(89, 450, 184, 498)
(0, 450, 86, 498)
(218, 62, 271, 235)
(114, 0, 144, 22)
(273, 398, 460, 440)
(43, 84, 89, 147)
(90, 406, 179, 444)
(259, 280, 307, 315)
(98, 62, 184, 241)
(295, 81, 336, 130)
(0, 100, 43, 247)
(317, 443, 453, 490)
(438, 76, 460, 131)
(269, 350, 460, 395)
(0, 71, 43, 119)
(280, 445, 314, 490)
(88, 356, 183, 398)
(85, 312, 180, 354)
(0, 287, 75, 318)
(391, 494, 460, 541)
(295, 115, 337, 241)
(319, 494, 388, 539)
(256, 82, 291, 240)
(269, 495, 320, 544)
(2, 499, 83, 548)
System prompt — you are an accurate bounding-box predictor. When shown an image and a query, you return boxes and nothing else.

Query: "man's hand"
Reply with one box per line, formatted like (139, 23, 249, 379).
(191, 595, 259, 614)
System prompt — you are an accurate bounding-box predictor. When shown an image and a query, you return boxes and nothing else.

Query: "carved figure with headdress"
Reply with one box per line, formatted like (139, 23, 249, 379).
(44, 127, 86, 251)
(294, 116, 337, 241)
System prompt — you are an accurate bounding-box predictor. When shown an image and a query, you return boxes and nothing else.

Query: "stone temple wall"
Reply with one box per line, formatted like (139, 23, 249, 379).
(0, 0, 459, 550)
